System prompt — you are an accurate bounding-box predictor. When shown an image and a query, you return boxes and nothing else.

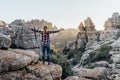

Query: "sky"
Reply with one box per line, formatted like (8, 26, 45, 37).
(0, 0, 120, 30)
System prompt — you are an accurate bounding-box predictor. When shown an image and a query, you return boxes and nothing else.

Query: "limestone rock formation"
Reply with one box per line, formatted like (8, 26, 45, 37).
(85, 40, 99, 50)
(110, 37, 120, 63)
(0, 20, 63, 80)
(65, 76, 91, 80)
(104, 19, 113, 30)
(26, 62, 62, 80)
(72, 67, 107, 80)
(84, 17, 95, 31)
(0, 49, 62, 80)
(0, 21, 13, 35)
(8, 19, 59, 54)
(78, 22, 84, 31)
(0, 49, 39, 72)
(0, 33, 11, 49)
(99, 29, 118, 41)
(84, 17, 96, 41)
(66, 13, 120, 80)
(104, 12, 120, 30)
(75, 33, 86, 49)
(27, 19, 58, 30)
(0, 20, 8, 27)
(65, 76, 80, 80)
(9, 19, 42, 54)
(89, 61, 109, 68)
(75, 17, 96, 49)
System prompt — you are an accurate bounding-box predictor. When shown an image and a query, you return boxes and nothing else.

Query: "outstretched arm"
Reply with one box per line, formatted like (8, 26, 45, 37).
(31, 28, 42, 33)
(49, 30, 60, 33)
(49, 28, 64, 34)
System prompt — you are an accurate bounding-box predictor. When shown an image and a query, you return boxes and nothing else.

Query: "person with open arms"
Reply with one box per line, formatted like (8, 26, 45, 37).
(29, 26, 64, 65)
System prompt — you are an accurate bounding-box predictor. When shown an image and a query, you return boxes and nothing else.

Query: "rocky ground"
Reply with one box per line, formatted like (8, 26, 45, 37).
(1, 12, 120, 80)
(0, 20, 62, 80)
(65, 31, 120, 80)
(0, 49, 62, 80)
(65, 13, 120, 80)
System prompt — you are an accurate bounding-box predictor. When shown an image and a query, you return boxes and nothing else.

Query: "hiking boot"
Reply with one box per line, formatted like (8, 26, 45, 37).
(42, 61, 45, 64)
(48, 62, 51, 65)
(39, 58, 41, 61)
(42, 56, 45, 64)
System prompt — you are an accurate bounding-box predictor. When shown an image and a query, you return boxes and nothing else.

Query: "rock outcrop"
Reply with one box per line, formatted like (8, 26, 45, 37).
(0, 49, 39, 72)
(0, 49, 62, 80)
(75, 17, 97, 49)
(89, 61, 109, 68)
(99, 29, 118, 41)
(0, 33, 11, 49)
(84, 17, 96, 31)
(65, 76, 91, 80)
(105, 37, 120, 80)
(27, 19, 58, 30)
(0, 19, 58, 54)
(0, 19, 63, 80)
(72, 67, 107, 80)
(104, 12, 120, 30)
(9, 19, 42, 54)
(64, 12, 120, 80)
(0, 20, 8, 27)
(110, 37, 120, 64)
(71, 14, 120, 80)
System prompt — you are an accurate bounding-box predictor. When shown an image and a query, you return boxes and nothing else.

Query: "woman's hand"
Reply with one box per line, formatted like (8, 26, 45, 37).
(60, 28, 64, 31)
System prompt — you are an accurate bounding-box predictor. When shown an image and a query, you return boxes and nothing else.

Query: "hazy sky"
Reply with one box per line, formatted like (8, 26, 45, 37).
(0, 0, 120, 30)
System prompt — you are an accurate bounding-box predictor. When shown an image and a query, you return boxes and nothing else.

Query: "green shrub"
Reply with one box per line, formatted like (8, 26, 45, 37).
(59, 61, 73, 79)
(67, 48, 84, 59)
(67, 50, 76, 59)
(51, 54, 59, 64)
(63, 47, 71, 55)
(67, 48, 85, 65)
(94, 45, 112, 62)
(83, 45, 112, 65)
(50, 49, 73, 79)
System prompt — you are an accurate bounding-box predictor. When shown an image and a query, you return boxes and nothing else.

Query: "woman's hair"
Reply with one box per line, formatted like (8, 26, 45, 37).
(44, 26, 47, 29)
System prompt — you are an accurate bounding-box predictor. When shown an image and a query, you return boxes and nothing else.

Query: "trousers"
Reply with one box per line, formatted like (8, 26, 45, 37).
(42, 43, 50, 62)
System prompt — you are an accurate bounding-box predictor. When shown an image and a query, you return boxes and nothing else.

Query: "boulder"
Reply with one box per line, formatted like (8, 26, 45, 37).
(0, 62, 62, 80)
(110, 69, 120, 80)
(115, 64, 120, 69)
(73, 67, 107, 80)
(111, 54, 120, 63)
(65, 76, 80, 80)
(0, 49, 62, 80)
(90, 61, 109, 68)
(111, 69, 120, 74)
(65, 76, 92, 80)
(0, 49, 39, 72)
(26, 62, 62, 80)
(0, 33, 11, 49)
